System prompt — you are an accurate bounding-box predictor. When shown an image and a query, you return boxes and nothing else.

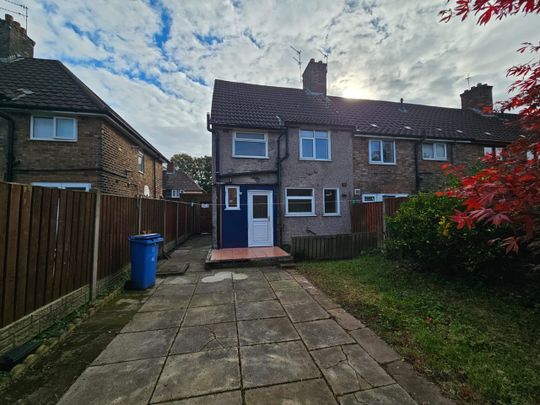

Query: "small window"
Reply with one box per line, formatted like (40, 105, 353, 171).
(362, 193, 408, 203)
(225, 186, 240, 210)
(137, 151, 145, 172)
(285, 188, 315, 216)
(362, 194, 377, 203)
(300, 130, 330, 160)
(484, 146, 503, 158)
(233, 132, 268, 158)
(369, 139, 395, 164)
(422, 143, 447, 160)
(32, 182, 91, 191)
(323, 188, 340, 216)
(31, 116, 77, 141)
(171, 190, 181, 198)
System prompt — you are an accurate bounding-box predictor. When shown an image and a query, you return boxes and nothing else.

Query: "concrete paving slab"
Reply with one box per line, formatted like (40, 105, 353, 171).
(329, 308, 366, 331)
(313, 293, 341, 310)
(295, 319, 354, 350)
(275, 289, 313, 305)
(236, 299, 286, 320)
(73, 310, 137, 334)
(58, 357, 165, 405)
(195, 279, 233, 294)
(121, 309, 185, 333)
(183, 304, 236, 326)
(312, 344, 394, 395)
(155, 283, 196, 297)
(269, 279, 303, 291)
(233, 278, 270, 290)
(167, 390, 243, 405)
(283, 300, 330, 323)
(162, 274, 200, 285)
(92, 328, 176, 365)
(151, 348, 241, 403)
(100, 297, 144, 312)
(263, 272, 293, 281)
(139, 294, 191, 312)
(338, 384, 417, 405)
(190, 291, 234, 307)
(235, 287, 276, 303)
(240, 341, 320, 388)
(170, 322, 238, 354)
(238, 317, 299, 345)
(350, 328, 401, 364)
(385, 360, 455, 405)
(245, 379, 338, 405)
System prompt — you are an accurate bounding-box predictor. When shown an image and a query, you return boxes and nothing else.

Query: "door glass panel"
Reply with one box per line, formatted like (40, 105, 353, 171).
(252, 195, 268, 219)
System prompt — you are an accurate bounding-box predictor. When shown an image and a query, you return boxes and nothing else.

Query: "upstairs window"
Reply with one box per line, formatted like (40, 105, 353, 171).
(31, 116, 77, 141)
(225, 186, 240, 210)
(422, 142, 447, 160)
(233, 132, 268, 158)
(323, 188, 340, 216)
(484, 146, 503, 158)
(300, 130, 330, 160)
(171, 189, 181, 198)
(285, 188, 315, 216)
(137, 151, 145, 173)
(369, 139, 395, 164)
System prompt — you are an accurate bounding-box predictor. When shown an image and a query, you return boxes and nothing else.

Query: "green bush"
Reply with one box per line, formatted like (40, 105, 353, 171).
(386, 193, 503, 272)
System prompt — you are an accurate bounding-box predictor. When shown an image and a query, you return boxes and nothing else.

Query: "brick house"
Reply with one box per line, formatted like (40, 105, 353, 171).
(0, 14, 167, 197)
(163, 162, 204, 200)
(209, 59, 520, 249)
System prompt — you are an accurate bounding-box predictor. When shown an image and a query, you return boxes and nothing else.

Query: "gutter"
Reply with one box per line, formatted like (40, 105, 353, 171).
(207, 113, 221, 248)
(0, 111, 15, 182)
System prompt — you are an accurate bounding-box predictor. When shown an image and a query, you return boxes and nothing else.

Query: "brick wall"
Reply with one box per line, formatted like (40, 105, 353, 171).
(99, 122, 163, 198)
(353, 137, 491, 195)
(9, 113, 100, 187)
(0, 15, 35, 59)
(0, 117, 7, 180)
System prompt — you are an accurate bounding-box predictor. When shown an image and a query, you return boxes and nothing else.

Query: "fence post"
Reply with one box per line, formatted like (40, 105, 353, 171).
(382, 198, 387, 244)
(137, 195, 142, 234)
(90, 190, 101, 300)
(176, 202, 179, 246)
(163, 200, 167, 243)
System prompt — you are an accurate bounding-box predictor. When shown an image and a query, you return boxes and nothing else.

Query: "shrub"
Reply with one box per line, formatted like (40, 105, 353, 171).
(386, 193, 504, 272)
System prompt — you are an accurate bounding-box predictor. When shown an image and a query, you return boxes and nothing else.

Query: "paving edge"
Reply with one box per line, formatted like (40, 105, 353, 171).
(0, 285, 125, 386)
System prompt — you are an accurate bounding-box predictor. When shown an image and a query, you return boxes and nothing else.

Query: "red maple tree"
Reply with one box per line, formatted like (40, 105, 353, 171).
(439, 0, 540, 252)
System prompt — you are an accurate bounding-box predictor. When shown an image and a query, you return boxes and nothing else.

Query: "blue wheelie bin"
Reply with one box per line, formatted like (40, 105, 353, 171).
(128, 233, 164, 289)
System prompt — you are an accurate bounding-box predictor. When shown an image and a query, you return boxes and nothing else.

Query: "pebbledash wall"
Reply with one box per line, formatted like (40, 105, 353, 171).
(0, 112, 163, 197)
(353, 136, 495, 195)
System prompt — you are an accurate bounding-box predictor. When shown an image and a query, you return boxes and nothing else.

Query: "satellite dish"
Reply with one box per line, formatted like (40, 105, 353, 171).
(143, 185, 150, 197)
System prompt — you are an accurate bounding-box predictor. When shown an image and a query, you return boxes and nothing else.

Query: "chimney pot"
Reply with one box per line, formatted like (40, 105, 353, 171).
(5, 14, 13, 22)
(1, 14, 35, 58)
(302, 59, 327, 95)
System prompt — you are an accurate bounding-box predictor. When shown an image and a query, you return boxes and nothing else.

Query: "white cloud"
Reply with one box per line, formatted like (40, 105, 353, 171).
(25, 0, 540, 158)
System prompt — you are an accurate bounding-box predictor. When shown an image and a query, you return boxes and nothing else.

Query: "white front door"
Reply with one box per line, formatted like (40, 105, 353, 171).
(247, 190, 273, 247)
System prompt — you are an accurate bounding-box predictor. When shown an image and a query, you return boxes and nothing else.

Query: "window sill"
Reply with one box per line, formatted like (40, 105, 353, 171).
(299, 158, 332, 162)
(138, 170, 145, 174)
(368, 161, 396, 165)
(285, 214, 316, 217)
(323, 213, 341, 217)
(29, 138, 77, 142)
(232, 155, 269, 159)
(224, 208, 241, 211)
(422, 158, 448, 162)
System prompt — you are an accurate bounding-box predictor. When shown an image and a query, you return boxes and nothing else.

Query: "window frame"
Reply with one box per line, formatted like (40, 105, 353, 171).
(362, 193, 409, 203)
(368, 139, 396, 165)
(137, 151, 145, 173)
(484, 146, 503, 158)
(30, 115, 78, 142)
(422, 142, 447, 161)
(32, 182, 91, 191)
(299, 129, 331, 161)
(171, 189, 181, 198)
(323, 187, 340, 216)
(232, 131, 268, 159)
(225, 186, 240, 210)
(285, 187, 315, 217)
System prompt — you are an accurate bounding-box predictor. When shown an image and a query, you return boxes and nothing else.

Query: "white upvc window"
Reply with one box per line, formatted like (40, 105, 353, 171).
(362, 193, 408, 203)
(422, 142, 447, 160)
(31, 116, 77, 141)
(233, 132, 268, 158)
(137, 151, 145, 173)
(32, 182, 91, 191)
(323, 188, 340, 216)
(300, 130, 331, 160)
(171, 189, 181, 198)
(369, 139, 395, 164)
(484, 146, 503, 158)
(225, 186, 240, 210)
(285, 188, 315, 216)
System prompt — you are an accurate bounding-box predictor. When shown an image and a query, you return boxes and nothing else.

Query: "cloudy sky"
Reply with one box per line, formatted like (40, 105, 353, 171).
(15, 0, 540, 158)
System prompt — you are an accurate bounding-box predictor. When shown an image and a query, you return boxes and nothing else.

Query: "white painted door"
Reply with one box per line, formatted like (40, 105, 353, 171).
(247, 190, 273, 247)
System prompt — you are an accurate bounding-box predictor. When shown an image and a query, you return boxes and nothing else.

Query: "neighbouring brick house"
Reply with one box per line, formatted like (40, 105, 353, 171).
(163, 162, 204, 200)
(209, 59, 520, 249)
(0, 14, 167, 197)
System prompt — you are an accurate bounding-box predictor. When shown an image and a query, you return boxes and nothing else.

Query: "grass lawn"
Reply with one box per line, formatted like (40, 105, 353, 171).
(299, 254, 540, 404)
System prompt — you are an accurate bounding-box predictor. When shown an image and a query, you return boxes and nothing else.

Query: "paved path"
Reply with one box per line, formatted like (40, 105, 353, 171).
(58, 237, 453, 404)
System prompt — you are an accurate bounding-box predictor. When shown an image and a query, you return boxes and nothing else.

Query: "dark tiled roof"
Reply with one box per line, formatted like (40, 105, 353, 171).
(0, 58, 167, 161)
(163, 170, 203, 193)
(211, 79, 520, 143)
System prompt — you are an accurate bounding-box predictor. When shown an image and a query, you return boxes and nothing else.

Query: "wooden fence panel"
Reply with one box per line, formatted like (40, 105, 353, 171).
(141, 198, 164, 235)
(165, 201, 177, 243)
(291, 232, 379, 261)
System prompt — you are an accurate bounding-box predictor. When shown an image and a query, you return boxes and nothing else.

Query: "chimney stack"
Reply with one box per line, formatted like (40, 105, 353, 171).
(460, 83, 493, 114)
(302, 59, 327, 95)
(0, 14, 35, 59)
